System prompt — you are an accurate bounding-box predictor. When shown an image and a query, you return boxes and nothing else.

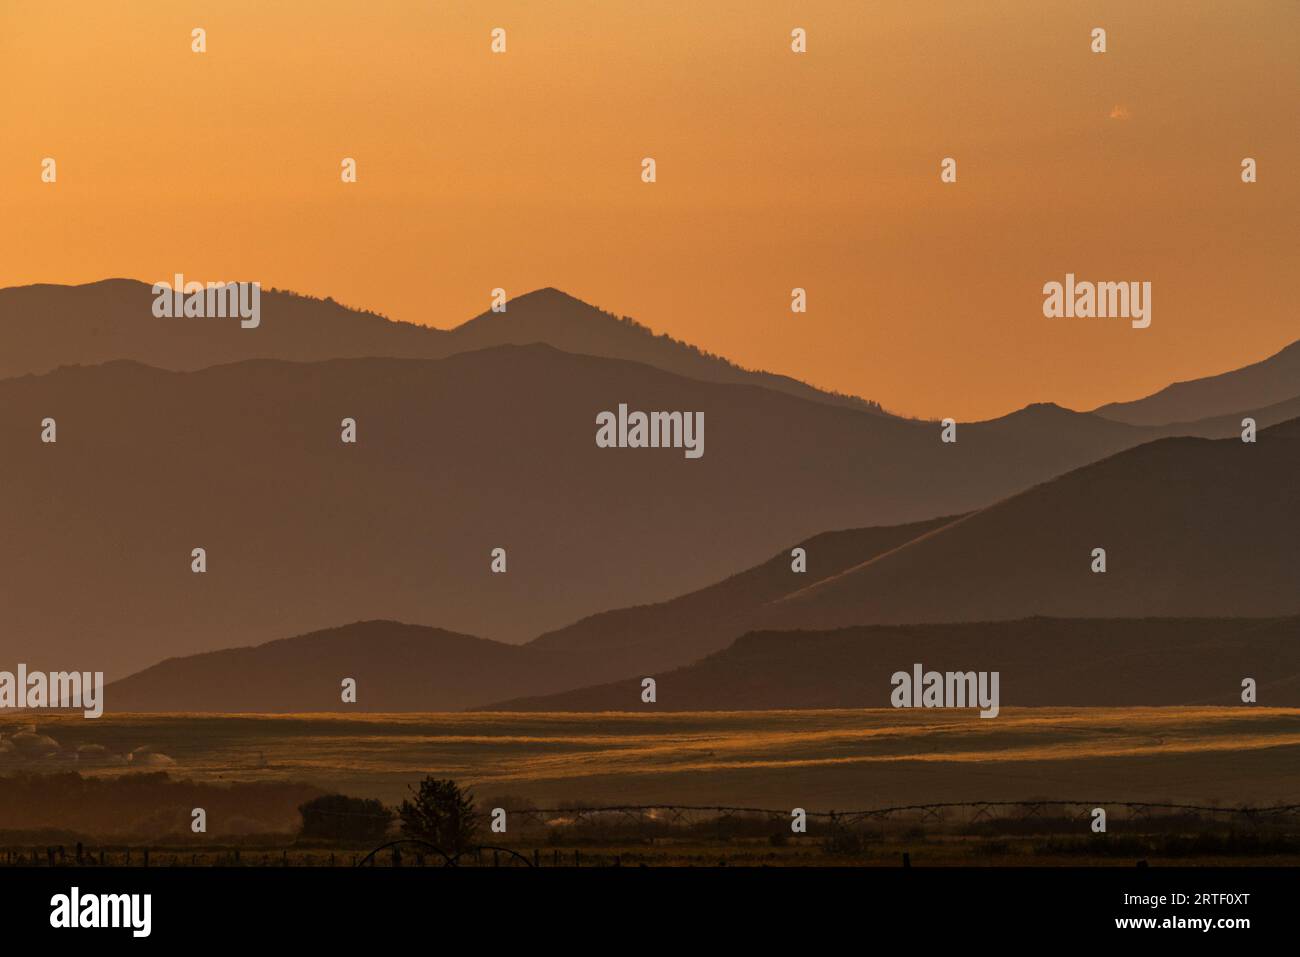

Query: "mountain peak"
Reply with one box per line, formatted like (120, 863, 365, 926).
(513, 286, 591, 306)
(450, 287, 617, 335)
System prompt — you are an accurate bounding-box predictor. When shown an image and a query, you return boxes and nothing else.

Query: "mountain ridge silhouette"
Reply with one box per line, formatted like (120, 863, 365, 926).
(104, 418, 1300, 711)
(0, 279, 887, 415)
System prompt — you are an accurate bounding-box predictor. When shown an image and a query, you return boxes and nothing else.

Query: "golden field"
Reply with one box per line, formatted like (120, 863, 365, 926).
(3, 707, 1295, 810)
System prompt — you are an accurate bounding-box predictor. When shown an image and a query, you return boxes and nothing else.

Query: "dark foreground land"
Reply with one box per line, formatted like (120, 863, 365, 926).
(3, 811, 1298, 868)
(1, 707, 1295, 866)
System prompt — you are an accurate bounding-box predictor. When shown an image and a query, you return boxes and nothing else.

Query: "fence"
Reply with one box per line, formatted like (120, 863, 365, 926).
(3, 800, 1295, 867)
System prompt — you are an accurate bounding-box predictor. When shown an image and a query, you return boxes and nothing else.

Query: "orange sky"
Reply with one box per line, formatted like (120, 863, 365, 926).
(1, 0, 1296, 419)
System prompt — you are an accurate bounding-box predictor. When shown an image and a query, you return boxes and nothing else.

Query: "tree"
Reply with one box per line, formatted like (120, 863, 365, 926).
(298, 794, 394, 843)
(397, 777, 480, 853)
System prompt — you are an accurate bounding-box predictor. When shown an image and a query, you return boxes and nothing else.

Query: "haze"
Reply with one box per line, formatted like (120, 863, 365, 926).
(1, 0, 1295, 419)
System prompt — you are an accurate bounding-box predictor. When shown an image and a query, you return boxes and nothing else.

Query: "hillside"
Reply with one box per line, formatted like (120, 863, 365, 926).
(1093, 338, 1300, 426)
(106, 620, 603, 713)
(2, 346, 1210, 677)
(491, 617, 1300, 711)
(527, 515, 960, 676)
(6, 349, 1296, 681)
(755, 417, 1300, 633)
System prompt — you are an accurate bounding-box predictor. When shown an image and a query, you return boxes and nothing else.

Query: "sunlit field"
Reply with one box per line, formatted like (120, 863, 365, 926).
(3, 707, 1296, 810)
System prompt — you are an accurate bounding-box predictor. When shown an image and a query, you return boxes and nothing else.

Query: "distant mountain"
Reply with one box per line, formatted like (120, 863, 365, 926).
(3, 348, 1293, 679)
(107, 418, 1300, 712)
(106, 620, 600, 713)
(0, 279, 439, 377)
(756, 417, 1300, 632)
(527, 515, 960, 676)
(447, 288, 886, 413)
(524, 419, 1300, 698)
(8, 279, 1293, 427)
(0, 280, 884, 414)
(489, 616, 1300, 711)
(1093, 338, 1300, 426)
(101, 521, 956, 712)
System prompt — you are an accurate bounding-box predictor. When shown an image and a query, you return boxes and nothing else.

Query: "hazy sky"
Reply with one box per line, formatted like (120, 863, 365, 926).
(2, 1, 1296, 419)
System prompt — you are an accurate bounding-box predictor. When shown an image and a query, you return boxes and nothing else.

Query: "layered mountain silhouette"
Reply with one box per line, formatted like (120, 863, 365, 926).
(512, 417, 1300, 705)
(525, 515, 960, 676)
(0, 280, 882, 413)
(4, 347, 1292, 679)
(756, 417, 1300, 632)
(3, 279, 1297, 688)
(104, 419, 1300, 711)
(1093, 338, 1300, 426)
(489, 616, 1300, 711)
(103, 519, 956, 711)
(12, 279, 1292, 425)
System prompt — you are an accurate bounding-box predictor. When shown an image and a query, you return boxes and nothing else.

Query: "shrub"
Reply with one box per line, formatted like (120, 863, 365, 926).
(298, 794, 393, 843)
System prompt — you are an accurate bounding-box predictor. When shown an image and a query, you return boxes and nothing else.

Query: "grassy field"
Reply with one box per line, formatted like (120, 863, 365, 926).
(2, 706, 1296, 810)
(1, 707, 1295, 864)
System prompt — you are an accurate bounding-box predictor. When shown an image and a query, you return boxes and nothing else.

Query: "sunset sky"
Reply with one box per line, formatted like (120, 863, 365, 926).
(1, 0, 1296, 419)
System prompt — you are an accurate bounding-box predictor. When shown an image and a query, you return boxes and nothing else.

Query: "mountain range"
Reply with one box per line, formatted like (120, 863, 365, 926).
(106, 418, 1300, 711)
(490, 616, 1300, 711)
(2, 279, 1296, 706)
(0, 280, 882, 413)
